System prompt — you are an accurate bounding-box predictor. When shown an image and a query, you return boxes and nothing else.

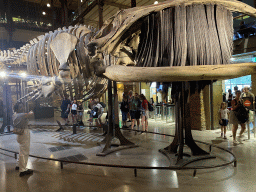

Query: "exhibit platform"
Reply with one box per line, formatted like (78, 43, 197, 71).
(0, 117, 256, 192)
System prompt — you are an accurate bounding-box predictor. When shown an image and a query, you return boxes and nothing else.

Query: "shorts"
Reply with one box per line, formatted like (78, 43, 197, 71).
(122, 111, 128, 121)
(141, 110, 149, 119)
(130, 110, 141, 120)
(219, 119, 228, 126)
(71, 110, 77, 115)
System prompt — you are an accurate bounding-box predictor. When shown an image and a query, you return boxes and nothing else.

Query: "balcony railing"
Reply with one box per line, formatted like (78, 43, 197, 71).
(0, 16, 52, 32)
(234, 20, 256, 40)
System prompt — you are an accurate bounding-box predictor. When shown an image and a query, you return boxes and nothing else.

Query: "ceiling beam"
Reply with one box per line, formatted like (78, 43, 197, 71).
(104, 0, 130, 9)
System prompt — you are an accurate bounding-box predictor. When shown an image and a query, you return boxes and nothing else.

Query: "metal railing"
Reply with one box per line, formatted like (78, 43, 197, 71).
(234, 20, 256, 40)
(0, 129, 237, 177)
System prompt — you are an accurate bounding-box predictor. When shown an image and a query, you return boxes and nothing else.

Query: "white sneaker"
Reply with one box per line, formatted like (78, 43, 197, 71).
(233, 140, 239, 145)
(237, 136, 243, 143)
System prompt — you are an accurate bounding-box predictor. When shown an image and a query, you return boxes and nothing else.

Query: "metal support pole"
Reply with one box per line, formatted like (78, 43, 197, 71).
(60, 162, 63, 169)
(193, 169, 197, 177)
(134, 168, 137, 177)
(247, 122, 250, 140)
(108, 80, 113, 136)
(73, 124, 77, 134)
(15, 153, 17, 159)
(177, 82, 185, 162)
(210, 81, 214, 130)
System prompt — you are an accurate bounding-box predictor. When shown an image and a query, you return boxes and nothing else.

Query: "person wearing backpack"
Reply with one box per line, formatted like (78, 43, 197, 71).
(93, 101, 104, 127)
(140, 94, 149, 133)
(129, 93, 141, 131)
(230, 90, 247, 144)
(120, 95, 129, 128)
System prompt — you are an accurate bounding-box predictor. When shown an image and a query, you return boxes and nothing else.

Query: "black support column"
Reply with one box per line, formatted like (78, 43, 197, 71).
(98, 0, 104, 28)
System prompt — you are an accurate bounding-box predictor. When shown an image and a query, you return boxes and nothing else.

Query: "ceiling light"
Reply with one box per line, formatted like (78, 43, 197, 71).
(47, 3, 51, 7)
(154, 1, 159, 4)
(0, 71, 6, 78)
(20, 72, 27, 78)
(42, 11, 46, 15)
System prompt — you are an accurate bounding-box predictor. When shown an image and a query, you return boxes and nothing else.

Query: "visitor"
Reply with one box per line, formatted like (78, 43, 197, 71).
(140, 94, 149, 133)
(241, 86, 254, 99)
(77, 101, 84, 126)
(88, 98, 96, 123)
(219, 102, 229, 139)
(120, 94, 129, 129)
(13, 102, 34, 177)
(93, 101, 104, 127)
(127, 90, 133, 122)
(130, 92, 141, 131)
(226, 89, 233, 108)
(241, 86, 255, 129)
(71, 99, 78, 124)
(61, 95, 71, 125)
(230, 90, 247, 144)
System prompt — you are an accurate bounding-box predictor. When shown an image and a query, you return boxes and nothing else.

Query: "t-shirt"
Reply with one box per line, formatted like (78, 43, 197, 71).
(61, 99, 71, 111)
(142, 99, 148, 111)
(95, 103, 104, 114)
(130, 97, 141, 111)
(219, 109, 229, 120)
(241, 92, 255, 100)
(13, 113, 29, 129)
(71, 104, 77, 111)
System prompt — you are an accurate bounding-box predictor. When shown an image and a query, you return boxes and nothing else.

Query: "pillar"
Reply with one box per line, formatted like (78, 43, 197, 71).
(59, 0, 68, 26)
(203, 85, 211, 130)
(251, 73, 256, 96)
(98, 0, 104, 29)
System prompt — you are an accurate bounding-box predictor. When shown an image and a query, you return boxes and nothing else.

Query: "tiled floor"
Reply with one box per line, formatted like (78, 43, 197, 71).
(0, 114, 256, 192)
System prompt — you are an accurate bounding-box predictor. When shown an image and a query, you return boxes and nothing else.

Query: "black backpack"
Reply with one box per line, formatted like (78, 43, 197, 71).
(148, 102, 154, 112)
(234, 102, 249, 123)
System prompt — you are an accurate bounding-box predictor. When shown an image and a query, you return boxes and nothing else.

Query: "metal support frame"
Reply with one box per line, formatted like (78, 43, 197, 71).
(159, 81, 215, 166)
(97, 80, 137, 156)
(0, 82, 13, 133)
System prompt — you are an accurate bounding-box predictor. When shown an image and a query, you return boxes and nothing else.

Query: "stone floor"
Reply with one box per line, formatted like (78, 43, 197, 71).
(0, 114, 256, 192)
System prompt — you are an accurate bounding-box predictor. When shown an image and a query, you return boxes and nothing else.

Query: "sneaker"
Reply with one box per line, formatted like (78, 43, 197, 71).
(237, 136, 243, 143)
(19, 169, 33, 177)
(223, 136, 227, 139)
(15, 166, 19, 171)
(233, 140, 239, 145)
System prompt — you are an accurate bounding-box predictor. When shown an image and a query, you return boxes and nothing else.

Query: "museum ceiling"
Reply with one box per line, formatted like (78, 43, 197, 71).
(23, 0, 162, 28)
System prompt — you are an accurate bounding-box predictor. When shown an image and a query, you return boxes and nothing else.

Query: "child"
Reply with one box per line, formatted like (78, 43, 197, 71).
(71, 100, 78, 124)
(219, 102, 229, 139)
